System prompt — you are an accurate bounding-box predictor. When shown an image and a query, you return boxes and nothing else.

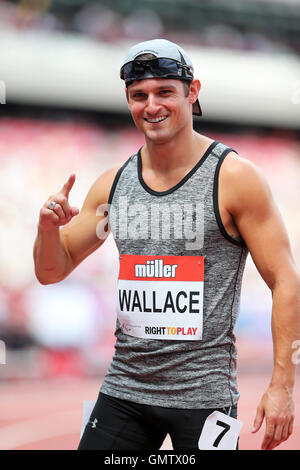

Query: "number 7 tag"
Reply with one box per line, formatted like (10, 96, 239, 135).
(198, 411, 243, 450)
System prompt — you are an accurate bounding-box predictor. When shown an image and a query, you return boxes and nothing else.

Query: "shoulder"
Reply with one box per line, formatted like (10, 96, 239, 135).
(221, 151, 264, 181)
(220, 151, 274, 217)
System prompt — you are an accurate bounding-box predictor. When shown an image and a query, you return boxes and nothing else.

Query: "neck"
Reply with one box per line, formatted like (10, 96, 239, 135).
(142, 128, 211, 174)
(143, 125, 200, 174)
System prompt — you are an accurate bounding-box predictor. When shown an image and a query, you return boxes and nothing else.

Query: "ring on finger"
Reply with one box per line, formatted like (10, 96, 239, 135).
(48, 201, 57, 210)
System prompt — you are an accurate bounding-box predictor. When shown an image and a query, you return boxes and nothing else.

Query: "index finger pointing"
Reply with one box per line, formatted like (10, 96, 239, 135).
(61, 174, 76, 197)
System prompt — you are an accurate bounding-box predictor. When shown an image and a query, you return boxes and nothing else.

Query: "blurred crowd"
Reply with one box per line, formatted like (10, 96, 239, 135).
(0, 0, 299, 55)
(0, 117, 143, 379)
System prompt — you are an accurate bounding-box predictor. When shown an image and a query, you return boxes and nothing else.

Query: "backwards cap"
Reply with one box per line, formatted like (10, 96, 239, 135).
(120, 39, 202, 117)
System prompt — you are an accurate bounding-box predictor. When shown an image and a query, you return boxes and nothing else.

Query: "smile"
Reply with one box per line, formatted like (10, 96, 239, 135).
(144, 115, 168, 124)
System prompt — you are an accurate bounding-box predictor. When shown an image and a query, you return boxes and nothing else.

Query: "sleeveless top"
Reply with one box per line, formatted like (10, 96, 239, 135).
(100, 140, 248, 409)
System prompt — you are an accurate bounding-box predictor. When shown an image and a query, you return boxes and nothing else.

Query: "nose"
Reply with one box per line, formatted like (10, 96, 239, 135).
(145, 93, 161, 115)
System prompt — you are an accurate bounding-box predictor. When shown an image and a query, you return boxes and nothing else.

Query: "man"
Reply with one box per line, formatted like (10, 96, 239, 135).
(33, 39, 300, 450)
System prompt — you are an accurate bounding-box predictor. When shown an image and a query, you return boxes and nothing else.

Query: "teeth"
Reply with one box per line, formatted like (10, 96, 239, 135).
(146, 116, 167, 123)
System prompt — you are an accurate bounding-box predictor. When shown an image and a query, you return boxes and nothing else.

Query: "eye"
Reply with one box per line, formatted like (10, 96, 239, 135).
(132, 92, 147, 100)
(159, 89, 172, 95)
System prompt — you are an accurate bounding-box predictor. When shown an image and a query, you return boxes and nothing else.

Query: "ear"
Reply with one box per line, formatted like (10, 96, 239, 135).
(188, 79, 201, 106)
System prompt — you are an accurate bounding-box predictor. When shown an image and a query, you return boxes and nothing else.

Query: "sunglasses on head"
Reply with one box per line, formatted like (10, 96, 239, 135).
(120, 58, 194, 84)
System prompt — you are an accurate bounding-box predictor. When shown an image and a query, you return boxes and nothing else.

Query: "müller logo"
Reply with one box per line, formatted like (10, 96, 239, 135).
(135, 259, 178, 278)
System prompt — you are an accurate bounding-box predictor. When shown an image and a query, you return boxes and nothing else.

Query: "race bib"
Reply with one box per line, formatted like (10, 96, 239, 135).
(117, 255, 204, 340)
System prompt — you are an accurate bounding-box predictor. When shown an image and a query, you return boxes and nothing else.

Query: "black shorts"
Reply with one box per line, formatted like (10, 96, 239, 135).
(78, 392, 238, 450)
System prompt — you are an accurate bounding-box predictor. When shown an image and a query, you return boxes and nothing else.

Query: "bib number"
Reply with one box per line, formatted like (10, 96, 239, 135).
(198, 411, 243, 450)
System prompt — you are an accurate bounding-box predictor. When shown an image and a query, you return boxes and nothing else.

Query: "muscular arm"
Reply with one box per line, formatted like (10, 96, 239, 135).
(221, 154, 300, 450)
(33, 167, 119, 284)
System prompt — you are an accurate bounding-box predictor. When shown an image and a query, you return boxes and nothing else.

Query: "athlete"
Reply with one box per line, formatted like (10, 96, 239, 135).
(33, 39, 300, 450)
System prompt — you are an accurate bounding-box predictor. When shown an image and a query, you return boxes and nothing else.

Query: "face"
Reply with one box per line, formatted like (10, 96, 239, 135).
(126, 78, 200, 145)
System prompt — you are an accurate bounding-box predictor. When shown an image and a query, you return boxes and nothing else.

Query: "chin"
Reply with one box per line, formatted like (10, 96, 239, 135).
(146, 132, 174, 145)
(144, 126, 176, 143)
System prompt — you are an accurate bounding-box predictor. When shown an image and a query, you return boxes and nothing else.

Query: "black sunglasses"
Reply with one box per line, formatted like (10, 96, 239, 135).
(120, 58, 194, 84)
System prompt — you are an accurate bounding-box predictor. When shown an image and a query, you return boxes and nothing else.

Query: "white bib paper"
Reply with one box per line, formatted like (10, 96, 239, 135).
(198, 411, 243, 450)
(117, 255, 204, 341)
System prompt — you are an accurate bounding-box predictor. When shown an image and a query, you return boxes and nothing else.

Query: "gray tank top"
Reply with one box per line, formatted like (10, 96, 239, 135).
(100, 140, 248, 409)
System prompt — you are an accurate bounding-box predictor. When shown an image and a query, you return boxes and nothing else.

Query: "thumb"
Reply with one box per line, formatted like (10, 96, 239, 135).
(252, 405, 264, 433)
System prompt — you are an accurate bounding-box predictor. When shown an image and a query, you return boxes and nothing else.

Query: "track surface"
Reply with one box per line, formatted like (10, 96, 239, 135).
(0, 372, 299, 450)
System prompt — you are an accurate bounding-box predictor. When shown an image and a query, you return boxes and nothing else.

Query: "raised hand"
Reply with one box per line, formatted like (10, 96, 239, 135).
(38, 174, 79, 231)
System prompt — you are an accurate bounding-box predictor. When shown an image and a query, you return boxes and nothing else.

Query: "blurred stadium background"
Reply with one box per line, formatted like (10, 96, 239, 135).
(0, 0, 300, 450)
